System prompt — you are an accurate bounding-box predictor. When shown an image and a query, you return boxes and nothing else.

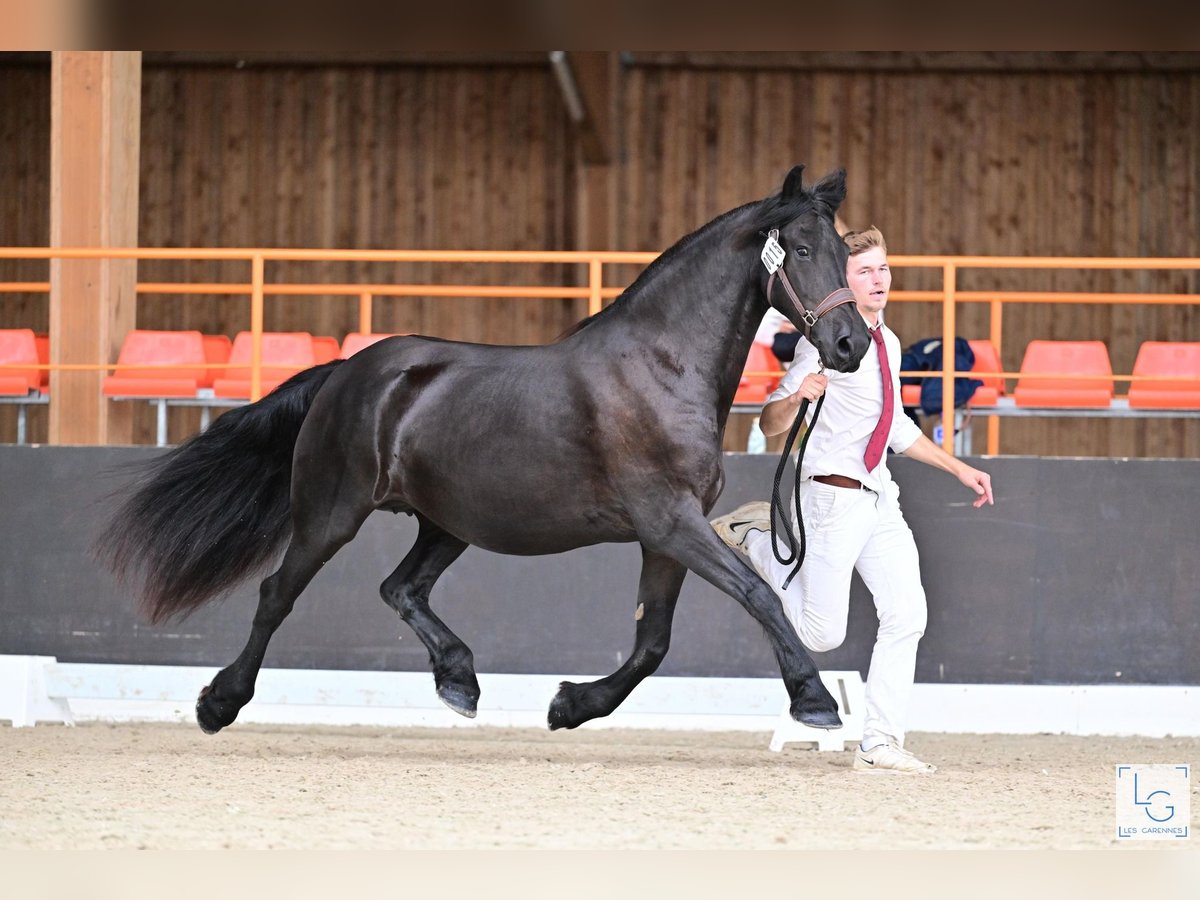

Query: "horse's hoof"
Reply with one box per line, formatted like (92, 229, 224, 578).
(547, 681, 580, 730)
(792, 704, 843, 730)
(195, 684, 238, 734)
(436, 683, 478, 719)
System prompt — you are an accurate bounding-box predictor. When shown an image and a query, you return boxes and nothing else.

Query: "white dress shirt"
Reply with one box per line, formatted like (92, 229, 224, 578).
(767, 318, 922, 494)
(754, 308, 789, 347)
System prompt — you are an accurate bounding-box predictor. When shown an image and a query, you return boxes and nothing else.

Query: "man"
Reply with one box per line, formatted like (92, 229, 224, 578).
(712, 226, 993, 774)
(753, 307, 796, 366)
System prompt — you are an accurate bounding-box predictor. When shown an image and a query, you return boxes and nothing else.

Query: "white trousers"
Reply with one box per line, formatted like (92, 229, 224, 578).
(742, 478, 927, 748)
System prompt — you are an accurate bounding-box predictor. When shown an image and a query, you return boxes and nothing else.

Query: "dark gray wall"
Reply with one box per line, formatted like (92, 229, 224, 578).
(1, 447, 1197, 684)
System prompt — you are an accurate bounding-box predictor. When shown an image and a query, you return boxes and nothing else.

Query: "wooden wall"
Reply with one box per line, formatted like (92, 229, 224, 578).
(136, 65, 583, 346)
(0, 63, 50, 443)
(0, 63, 50, 324)
(1, 53, 1198, 454)
(619, 63, 1200, 457)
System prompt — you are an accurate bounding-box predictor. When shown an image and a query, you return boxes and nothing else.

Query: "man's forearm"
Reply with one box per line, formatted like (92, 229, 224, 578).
(900, 433, 966, 476)
(759, 394, 803, 436)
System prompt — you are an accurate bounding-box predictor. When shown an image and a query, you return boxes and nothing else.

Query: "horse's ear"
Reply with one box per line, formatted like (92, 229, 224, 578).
(781, 165, 806, 199)
(812, 168, 847, 212)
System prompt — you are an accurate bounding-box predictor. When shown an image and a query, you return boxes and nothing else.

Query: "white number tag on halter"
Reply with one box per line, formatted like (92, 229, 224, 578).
(760, 229, 785, 273)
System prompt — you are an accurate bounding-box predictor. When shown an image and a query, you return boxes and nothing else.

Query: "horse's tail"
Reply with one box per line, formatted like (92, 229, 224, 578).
(93, 360, 345, 624)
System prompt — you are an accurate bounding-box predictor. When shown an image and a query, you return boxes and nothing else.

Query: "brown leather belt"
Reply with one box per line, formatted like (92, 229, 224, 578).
(813, 474, 872, 491)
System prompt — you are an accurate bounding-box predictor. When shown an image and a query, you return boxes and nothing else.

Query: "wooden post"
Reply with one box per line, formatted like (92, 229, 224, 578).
(250, 254, 264, 402)
(568, 52, 618, 320)
(941, 263, 957, 454)
(49, 51, 141, 445)
(359, 291, 373, 335)
(987, 298, 1004, 455)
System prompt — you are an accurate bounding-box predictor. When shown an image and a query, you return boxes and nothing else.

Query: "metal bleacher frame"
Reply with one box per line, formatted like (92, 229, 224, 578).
(0, 390, 49, 446)
(918, 397, 1200, 456)
(101, 391, 246, 447)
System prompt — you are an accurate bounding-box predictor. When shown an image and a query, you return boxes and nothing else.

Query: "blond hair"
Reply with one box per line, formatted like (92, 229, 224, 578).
(843, 226, 887, 257)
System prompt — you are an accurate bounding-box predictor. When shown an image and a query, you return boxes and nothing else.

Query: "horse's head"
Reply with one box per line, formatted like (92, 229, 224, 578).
(753, 165, 871, 373)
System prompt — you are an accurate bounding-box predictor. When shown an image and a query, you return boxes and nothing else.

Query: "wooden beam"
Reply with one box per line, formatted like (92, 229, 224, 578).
(563, 51, 617, 166)
(629, 51, 1200, 72)
(143, 51, 550, 68)
(49, 51, 141, 445)
(570, 53, 618, 258)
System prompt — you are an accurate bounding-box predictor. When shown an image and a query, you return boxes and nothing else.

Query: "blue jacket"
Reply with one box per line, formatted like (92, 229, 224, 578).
(900, 337, 984, 415)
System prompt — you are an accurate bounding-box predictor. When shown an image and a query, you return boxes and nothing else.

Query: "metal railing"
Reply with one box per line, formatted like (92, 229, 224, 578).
(0, 247, 655, 405)
(2, 247, 1199, 452)
(746, 255, 1200, 453)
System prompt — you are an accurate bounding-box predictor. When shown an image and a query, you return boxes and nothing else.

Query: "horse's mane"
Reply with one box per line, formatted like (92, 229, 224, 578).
(556, 168, 845, 341)
(555, 207, 749, 339)
(734, 168, 846, 247)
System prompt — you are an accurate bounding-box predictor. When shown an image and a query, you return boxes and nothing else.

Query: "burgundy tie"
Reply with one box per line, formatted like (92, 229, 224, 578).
(863, 326, 894, 471)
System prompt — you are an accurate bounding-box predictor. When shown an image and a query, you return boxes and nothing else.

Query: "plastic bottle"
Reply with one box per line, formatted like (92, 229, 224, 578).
(747, 417, 767, 454)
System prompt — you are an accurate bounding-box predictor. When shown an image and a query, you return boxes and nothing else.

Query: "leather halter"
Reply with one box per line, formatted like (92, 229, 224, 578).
(762, 228, 856, 335)
(767, 270, 856, 336)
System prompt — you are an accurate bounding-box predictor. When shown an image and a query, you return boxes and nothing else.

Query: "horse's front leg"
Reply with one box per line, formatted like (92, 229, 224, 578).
(380, 517, 478, 717)
(548, 546, 686, 730)
(642, 504, 842, 729)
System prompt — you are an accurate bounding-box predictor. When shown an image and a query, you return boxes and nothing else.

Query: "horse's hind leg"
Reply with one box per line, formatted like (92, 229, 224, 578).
(548, 547, 685, 730)
(195, 508, 371, 734)
(379, 516, 478, 717)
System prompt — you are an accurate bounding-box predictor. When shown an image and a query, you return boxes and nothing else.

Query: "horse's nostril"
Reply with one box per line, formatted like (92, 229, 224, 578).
(836, 335, 854, 360)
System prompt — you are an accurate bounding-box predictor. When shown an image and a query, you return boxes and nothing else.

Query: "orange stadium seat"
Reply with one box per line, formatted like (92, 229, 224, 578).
(212, 331, 316, 399)
(34, 332, 49, 391)
(1013, 340, 1114, 408)
(900, 339, 1005, 409)
(1127, 341, 1200, 409)
(102, 330, 211, 398)
(202, 334, 232, 385)
(103, 330, 230, 446)
(312, 335, 340, 364)
(340, 332, 406, 358)
(967, 339, 1005, 407)
(734, 343, 783, 405)
(0, 328, 45, 395)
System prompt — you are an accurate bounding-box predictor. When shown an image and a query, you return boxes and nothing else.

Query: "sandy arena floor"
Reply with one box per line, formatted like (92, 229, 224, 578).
(1, 722, 1196, 850)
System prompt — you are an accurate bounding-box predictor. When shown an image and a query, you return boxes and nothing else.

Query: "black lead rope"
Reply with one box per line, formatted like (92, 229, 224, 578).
(769, 391, 826, 590)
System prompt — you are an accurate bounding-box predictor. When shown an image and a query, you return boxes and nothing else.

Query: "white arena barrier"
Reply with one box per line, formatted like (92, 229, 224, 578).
(1, 656, 1196, 740)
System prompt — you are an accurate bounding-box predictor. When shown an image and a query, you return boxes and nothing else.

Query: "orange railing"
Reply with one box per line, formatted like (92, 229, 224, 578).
(3, 248, 1200, 452)
(744, 255, 1200, 453)
(0, 247, 656, 405)
(890, 255, 1200, 453)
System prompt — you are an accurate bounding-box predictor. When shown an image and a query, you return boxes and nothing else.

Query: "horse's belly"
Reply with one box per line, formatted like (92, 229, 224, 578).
(398, 459, 635, 554)
(466, 526, 636, 556)
(439, 508, 637, 556)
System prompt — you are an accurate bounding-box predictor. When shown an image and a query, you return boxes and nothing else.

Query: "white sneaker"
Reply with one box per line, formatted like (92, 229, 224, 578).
(853, 741, 937, 775)
(710, 501, 772, 551)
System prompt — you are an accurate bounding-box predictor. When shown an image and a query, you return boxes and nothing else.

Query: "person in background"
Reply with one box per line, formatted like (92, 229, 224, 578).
(754, 307, 796, 367)
(712, 226, 993, 774)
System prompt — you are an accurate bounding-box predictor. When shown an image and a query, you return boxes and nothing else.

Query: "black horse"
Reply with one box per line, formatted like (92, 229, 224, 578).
(96, 165, 870, 735)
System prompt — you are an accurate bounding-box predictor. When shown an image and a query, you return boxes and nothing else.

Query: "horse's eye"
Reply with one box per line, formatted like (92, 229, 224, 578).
(794, 246, 810, 257)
